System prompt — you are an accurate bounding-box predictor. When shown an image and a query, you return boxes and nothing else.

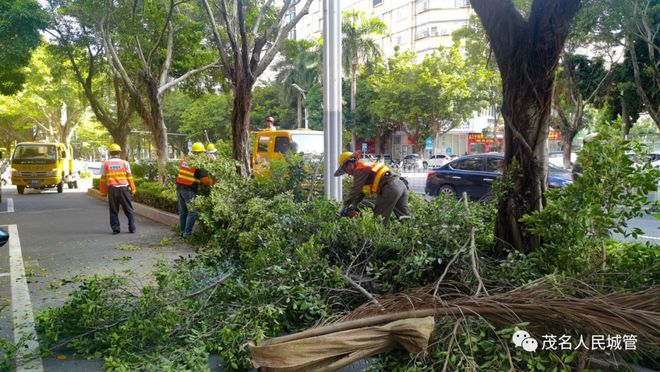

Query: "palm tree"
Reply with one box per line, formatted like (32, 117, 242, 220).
(342, 10, 387, 150)
(275, 40, 321, 128)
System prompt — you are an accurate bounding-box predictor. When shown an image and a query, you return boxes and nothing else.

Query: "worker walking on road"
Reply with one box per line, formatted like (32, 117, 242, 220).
(176, 142, 214, 238)
(99, 144, 136, 234)
(334, 151, 411, 225)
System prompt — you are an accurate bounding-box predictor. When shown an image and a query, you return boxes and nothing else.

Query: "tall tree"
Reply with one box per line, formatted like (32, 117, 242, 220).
(594, 0, 660, 131)
(82, 0, 217, 180)
(553, 53, 608, 167)
(103, 0, 216, 180)
(275, 39, 320, 129)
(342, 9, 387, 151)
(200, 0, 313, 177)
(368, 47, 493, 153)
(471, 0, 581, 253)
(46, 1, 135, 159)
(0, 47, 87, 145)
(0, 0, 49, 95)
(453, 16, 504, 140)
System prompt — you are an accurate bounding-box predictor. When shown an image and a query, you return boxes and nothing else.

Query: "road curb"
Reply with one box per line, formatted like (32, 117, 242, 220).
(87, 188, 178, 227)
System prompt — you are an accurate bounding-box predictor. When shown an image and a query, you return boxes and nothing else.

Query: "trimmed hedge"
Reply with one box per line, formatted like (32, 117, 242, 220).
(133, 179, 177, 214)
(92, 177, 177, 214)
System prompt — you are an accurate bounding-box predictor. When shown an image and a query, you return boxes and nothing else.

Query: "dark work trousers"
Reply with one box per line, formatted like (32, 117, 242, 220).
(108, 186, 136, 233)
(373, 177, 410, 225)
(176, 185, 197, 237)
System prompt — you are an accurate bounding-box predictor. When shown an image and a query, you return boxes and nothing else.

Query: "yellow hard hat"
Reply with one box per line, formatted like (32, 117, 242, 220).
(191, 142, 205, 153)
(206, 143, 216, 152)
(334, 151, 355, 176)
(108, 143, 121, 152)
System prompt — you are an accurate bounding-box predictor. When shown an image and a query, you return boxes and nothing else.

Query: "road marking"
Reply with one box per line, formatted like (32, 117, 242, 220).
(0, 198, 14, 213)
(7, 224, 43, 371)
(638, 235, 660, 241)
(0, 272, 9, 277)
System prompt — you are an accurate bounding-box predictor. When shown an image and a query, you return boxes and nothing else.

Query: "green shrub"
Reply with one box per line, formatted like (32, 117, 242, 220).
(92, 178, 100, 190)
(133, 179, 177, 214)
(130, 160, 180, 184)
(521, 123, 659, 275)
(37, 139, 658, 371)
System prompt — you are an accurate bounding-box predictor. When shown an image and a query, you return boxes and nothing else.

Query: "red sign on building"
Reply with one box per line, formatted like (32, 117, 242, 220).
(468, 133, 503, 154)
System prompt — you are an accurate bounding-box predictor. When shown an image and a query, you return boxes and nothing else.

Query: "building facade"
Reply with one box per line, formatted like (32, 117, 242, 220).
(293, 0, 497, 159)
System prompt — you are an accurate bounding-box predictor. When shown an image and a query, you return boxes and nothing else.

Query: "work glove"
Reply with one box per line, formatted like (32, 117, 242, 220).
(131, 189, 136, 196)
(339, 207, 358, 218)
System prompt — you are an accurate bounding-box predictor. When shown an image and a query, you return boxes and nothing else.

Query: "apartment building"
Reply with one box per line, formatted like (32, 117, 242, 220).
(293, 0, 496, 158)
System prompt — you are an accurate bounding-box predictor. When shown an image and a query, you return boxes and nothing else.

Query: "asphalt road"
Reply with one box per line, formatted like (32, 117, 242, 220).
(0, 180, 193, 371)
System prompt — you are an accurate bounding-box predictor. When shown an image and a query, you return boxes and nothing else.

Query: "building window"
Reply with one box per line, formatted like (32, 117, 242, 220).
(416, 0, 429, 13)
(416, 28, 429, 39)
(373, 0, 383, 7)
(455, 0, 470, 7)
(430, 26, 438, 36)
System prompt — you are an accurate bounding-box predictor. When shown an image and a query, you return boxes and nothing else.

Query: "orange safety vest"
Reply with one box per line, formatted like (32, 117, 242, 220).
(176, 158, 198, 186)
(356, 161, 391, 194)
(100, 158, 133, 193)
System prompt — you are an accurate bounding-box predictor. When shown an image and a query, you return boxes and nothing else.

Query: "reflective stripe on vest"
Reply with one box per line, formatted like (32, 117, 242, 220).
(103, 158, 131, 187)
(356, 161, 391, 194)
(176, 159, 198, 186)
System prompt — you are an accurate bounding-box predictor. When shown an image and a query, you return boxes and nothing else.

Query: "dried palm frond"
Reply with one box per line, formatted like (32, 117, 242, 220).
(256, 281, 659, 349)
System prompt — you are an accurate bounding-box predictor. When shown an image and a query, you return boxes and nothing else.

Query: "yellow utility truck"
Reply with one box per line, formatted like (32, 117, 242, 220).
(251, 129, 324, 175)
(11, 142, 79, 194)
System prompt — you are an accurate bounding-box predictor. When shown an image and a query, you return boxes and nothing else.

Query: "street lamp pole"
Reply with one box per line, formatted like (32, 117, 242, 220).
(291, 83, 309, 129)
(323, 0, 342, 201)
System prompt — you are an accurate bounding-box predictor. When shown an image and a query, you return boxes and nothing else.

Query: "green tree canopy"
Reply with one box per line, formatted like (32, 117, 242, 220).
(0, 0, 49, 95)
(368, 46, 494, 152)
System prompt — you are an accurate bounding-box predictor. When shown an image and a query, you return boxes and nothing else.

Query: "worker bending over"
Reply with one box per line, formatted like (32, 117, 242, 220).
(334, 152, 410, 225)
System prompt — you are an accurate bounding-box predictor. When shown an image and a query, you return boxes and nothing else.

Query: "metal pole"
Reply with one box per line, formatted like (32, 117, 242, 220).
(323, 0, 342, 201)
(304, 107, 309, 129)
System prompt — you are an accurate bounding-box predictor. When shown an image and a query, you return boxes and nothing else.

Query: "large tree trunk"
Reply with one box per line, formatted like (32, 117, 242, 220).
(109, 126, 130, 161)
(232, 77, 253, 177)
(472, 0, 580, 254)
(140, 75, 169, 183)
(627, 34, 660, 131)
(621, 96, 633, 136)
(560, 128, 577, 168)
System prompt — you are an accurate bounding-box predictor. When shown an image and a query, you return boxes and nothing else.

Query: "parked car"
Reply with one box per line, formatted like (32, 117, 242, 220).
(646, 152, 660, 168)
(548, 151, 577, 169)
(425, 154, 573, 201)
(402, 154, 424, 171)
(423, 154, 453, 169)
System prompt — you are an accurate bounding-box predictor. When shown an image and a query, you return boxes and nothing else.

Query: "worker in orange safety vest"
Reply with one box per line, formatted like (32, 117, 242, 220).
(334, 151, 411, 225)
(100, 144, 136, 234)
(176, 142, 214, 237)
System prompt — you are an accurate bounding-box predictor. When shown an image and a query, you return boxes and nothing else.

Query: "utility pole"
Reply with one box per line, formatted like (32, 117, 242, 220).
(323, 0, 342, 201)
(292, 83, 309, 129)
